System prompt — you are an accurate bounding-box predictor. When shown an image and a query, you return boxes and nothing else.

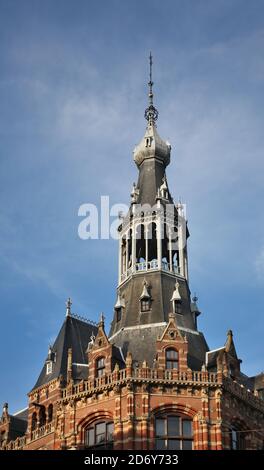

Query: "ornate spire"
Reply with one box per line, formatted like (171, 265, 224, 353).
(144, 52, 159, 125)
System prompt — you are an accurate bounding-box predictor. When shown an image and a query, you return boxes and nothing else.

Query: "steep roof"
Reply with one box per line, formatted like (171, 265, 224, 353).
(32, 314, 98, 390)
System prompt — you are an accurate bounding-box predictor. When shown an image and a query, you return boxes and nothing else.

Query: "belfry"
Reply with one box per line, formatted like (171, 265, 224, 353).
(110, 54, 207, 373)
(1, 56, 264, 451)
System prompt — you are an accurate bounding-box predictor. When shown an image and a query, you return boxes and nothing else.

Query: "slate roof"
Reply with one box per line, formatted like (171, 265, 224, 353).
(32, 315, 98, 390)
(8, 408, 28, 440)
(110, 324, 208, 370)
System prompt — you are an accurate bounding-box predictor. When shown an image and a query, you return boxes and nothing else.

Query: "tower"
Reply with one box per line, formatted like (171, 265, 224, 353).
(110, 54, 208, 370)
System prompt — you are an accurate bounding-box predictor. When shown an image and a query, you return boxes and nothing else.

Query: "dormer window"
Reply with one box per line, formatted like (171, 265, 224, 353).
(141, 298, 151, 312)
(166, 348, 179, 370)
(96, 357, 105, 378)
(140, 280, 151, 312)
(115, 307, 122, 322)
(173, 299, 182, 315)
(46, 361, 53, 375)
(114, 293, 125, 322)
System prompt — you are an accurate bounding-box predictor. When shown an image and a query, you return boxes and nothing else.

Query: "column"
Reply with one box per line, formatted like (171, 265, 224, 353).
(132, 222, 136, 273)
(145, 225, 148, 271)
(169, 228, 173, 272)
(156, 218, 162, 270)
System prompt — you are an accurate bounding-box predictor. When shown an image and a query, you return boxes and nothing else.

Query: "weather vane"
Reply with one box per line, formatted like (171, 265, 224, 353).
(144, 52, 159, 124)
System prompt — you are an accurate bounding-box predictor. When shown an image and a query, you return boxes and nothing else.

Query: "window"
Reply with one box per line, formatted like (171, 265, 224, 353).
(258, 388, 264, 400)
(48, 404, 53, 423)
(166, 349, 179, 370)
(46, 361, 52, 375)
(115, 307, 122, 322)
(155, 415, 193, 450)
(39, 407, 46, 427)
(85, 421, 114, 449)
(230, 428, 245, 450)
(141, 299, 151, 312)
(173, 300, 182, 314)
(31, 412, 37, 431)
(96, 357, 105, 378)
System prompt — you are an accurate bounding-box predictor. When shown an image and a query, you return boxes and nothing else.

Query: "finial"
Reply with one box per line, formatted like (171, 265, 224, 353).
(90, 332, 96, 343)
(66, 297, 72, 317)
(3, 402, 8, 414)
(144, 52, 159, 125)
(48, 345, 52, 360)
(99, 312, 105, 324)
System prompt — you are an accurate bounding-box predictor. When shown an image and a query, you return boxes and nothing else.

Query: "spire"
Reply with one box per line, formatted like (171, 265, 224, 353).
(144, 52, 159, 125)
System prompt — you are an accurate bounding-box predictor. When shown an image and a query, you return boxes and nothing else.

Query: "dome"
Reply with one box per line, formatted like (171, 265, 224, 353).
(133, 122, 171, 168)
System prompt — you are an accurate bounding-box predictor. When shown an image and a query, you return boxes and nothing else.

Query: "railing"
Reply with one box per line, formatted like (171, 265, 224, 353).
(120, 261, 181, 282)
(31, 421, 54, 441)
(61, 368, 219, 399)
(223, 376, 264, 412)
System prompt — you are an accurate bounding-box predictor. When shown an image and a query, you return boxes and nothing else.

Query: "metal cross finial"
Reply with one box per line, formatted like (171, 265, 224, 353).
(144, 52, 158, 124)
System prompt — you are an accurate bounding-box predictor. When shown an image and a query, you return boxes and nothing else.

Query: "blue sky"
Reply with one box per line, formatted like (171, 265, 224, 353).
(0, 0, 264, 413)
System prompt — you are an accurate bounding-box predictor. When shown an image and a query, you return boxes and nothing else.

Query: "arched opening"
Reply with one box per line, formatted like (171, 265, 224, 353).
(127, 229, 132, 269)
(84, 421, 114, 449)
(39, 407, 46, 427)
(96, 357, 105, 378)
(147, 222, 157, 268)
(31, 412, 37, 431)
(136, 224, 146, 267)
(48, 404, 53, 423)
(161, 223, 170, 269)
(121, 235, 127, 275)
(165, 348, 179, 370)
(155, 414, 193, 450)
(230, 427, 246, 450)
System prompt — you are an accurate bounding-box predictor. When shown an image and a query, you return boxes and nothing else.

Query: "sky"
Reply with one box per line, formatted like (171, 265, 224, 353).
(0, 0, 264, 413)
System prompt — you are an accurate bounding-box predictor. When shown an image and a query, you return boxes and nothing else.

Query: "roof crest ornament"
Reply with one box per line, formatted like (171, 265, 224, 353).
(144, 52, 159, 125)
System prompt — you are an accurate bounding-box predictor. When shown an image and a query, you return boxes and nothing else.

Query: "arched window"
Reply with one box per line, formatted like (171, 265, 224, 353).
(166, 348, 178, 370)
(85, 421, 114, 449)
(155, 415, 193, 450)
(31, 412, 37, 431)
(96, 357, 105, 378)
(39, 407, 46, 427)
(230, 427, 246, 450)
(48, 404, 53, 423)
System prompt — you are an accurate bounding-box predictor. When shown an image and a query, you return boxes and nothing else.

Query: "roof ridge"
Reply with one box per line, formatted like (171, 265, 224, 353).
(69, 312, 97, 326)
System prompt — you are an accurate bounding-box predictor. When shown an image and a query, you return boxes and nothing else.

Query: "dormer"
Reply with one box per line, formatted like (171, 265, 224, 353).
(156, 313, 188, 372)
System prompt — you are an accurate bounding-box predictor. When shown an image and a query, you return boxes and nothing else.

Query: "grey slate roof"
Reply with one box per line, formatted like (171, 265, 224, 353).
(8, 409, 28, 440)
(110, 324, 208, 370)
(32, 315, 98, 390)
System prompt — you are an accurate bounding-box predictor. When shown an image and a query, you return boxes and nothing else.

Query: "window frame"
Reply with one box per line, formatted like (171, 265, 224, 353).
(115, 307, 122, 322)
(46, 361, 53, 375)
(141, 298, 151, 312)
(155, 415, 193, 450)
(96, 356, 106, 378)
(165, 348, 179, 370)
(173, 299, 182, 314)
(230, 428, 246, 450)
(84, 421, 114, 449)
